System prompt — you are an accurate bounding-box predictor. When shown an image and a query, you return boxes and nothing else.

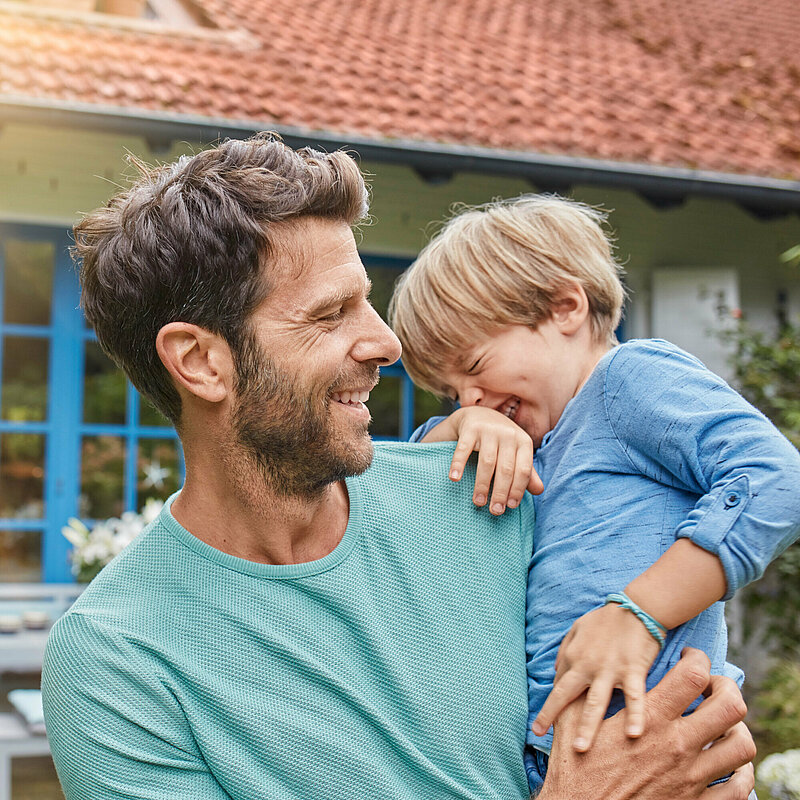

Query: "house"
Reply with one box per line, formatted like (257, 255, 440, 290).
(0, 0, 799, 582)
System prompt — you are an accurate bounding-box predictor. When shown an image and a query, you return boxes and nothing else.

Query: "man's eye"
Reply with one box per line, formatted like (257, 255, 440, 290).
(321, 309, 343, 323)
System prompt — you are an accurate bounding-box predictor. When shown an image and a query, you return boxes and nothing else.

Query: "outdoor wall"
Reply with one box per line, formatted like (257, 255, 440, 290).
(2, 119, 799, 343)
(2, 118, 800, 581)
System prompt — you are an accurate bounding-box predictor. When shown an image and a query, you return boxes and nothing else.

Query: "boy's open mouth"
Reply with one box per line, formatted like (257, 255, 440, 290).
(500, 396, 520, 421)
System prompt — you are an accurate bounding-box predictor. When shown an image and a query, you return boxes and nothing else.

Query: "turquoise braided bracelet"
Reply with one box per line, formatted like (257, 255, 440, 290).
(605, 591, 668, 649)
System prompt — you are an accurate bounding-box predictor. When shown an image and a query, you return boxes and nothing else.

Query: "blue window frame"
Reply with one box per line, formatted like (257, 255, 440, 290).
(0, 226, 428, 584)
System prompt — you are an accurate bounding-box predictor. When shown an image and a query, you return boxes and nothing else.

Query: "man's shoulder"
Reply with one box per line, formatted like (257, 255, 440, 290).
(358, 441, 535, 531)
(64, 519, 178, 626)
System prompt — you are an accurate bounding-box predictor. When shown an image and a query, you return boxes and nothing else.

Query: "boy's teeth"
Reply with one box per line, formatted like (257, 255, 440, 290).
(502, 398, 520, 419)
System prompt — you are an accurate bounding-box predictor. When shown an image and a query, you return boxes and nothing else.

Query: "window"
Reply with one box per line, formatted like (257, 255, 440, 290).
(0, 227, 443, 583)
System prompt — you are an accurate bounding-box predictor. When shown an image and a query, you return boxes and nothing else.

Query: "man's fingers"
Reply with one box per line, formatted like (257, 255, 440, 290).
(697, 722, 756, 787)
(532, 672, 588, 736)
(685, 675, 749, 751)
(573, 678, 614, 751)
(623, 674, 647, 738)
(645, 647, 711, 722)
(698, 762, 755, 800)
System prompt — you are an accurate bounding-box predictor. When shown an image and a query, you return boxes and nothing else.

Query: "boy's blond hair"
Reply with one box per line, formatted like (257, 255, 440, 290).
(389, 195, 626, 397)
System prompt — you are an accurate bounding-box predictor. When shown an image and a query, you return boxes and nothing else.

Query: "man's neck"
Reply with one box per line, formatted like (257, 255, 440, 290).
(170, 463, 351, 566)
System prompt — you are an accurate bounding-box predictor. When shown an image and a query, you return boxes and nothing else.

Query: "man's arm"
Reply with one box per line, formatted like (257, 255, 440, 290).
(538, 649, 756, 800)
(43, 613, 231, 800)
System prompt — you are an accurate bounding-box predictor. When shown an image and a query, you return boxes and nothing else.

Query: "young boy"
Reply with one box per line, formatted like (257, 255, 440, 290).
(388, 195, 800, 794)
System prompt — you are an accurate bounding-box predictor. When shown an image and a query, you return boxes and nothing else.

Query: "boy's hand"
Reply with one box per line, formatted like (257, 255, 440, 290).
(447, 406, 544, 512)
(532, 603, 661, 751)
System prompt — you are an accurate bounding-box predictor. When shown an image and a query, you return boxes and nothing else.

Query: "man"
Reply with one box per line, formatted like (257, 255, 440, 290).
(42, 134, 755, 799)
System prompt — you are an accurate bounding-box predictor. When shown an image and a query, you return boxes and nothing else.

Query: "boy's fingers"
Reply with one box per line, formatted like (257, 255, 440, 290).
(507, 442, 535, 508)
(472, 442, 498, 506)
(527, 468, 544, 495)
(449, 437, 477, 481)
(623, 674, 647, 738)
(489, 441, 517, 514)
(573, 677, 614, 751)
(532, 671, 588, 736)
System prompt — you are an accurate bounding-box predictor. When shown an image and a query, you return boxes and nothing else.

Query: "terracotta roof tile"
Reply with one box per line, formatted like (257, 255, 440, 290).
(0, 0, 799, 179)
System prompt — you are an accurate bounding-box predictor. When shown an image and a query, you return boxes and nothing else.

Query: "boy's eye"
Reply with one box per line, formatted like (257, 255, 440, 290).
(467, 358, 481, 374)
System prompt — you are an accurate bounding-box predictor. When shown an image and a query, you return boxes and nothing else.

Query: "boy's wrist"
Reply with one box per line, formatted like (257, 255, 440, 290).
(605, 591, 667, 648)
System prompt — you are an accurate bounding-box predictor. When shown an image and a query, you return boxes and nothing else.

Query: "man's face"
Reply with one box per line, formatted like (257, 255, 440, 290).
(230, 218, 402, 497)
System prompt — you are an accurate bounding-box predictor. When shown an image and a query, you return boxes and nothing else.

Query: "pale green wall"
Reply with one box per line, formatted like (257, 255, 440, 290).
(2, 120, 799, 335)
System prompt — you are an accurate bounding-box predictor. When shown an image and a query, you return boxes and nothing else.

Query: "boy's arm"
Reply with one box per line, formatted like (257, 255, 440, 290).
(607, 341, 800, 600)
(625, 538, 726, 629)
(535, 539, 727, 749)
(536, 341, 800, 750)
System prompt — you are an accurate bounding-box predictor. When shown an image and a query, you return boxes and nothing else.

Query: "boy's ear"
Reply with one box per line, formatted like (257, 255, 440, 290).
(550, 283, 590, 335)
(155, 322, 234, 404)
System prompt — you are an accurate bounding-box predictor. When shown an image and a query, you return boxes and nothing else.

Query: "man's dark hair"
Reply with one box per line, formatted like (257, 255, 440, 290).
(74, 133, 369, 425)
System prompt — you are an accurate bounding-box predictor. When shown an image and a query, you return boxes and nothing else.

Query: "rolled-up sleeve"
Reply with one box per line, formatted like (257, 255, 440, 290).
(604, 340, 800, 599)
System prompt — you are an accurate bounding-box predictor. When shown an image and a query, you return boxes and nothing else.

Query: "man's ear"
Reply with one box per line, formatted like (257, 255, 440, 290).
(156, 323, 234, 404)
(550, 283, 591, 335)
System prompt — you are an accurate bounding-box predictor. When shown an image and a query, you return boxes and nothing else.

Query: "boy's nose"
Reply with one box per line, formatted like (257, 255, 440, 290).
(459, 385, 484, 407)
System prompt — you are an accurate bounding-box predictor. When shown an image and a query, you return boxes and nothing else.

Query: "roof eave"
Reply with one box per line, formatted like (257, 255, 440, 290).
(2, 96, 799, 216)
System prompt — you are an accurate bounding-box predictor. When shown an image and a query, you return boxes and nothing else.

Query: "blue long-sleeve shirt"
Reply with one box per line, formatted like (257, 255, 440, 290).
(412, 339, 800, 754)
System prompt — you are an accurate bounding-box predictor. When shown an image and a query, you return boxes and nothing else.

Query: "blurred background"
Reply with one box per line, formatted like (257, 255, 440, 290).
(0, 0, 798, 797)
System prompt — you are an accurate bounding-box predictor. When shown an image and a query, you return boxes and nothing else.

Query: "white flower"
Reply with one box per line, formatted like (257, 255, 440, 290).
(757, 749, 800, 800)
(141, 498, 164, 525)
(62, 499, 165, 575)
(61, 518, 90, 548)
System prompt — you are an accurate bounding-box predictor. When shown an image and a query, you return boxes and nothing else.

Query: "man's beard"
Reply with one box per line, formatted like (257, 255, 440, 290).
(229, 334, 376, 499)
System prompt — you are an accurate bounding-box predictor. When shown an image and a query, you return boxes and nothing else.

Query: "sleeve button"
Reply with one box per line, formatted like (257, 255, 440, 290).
(725, 493, 741, 508)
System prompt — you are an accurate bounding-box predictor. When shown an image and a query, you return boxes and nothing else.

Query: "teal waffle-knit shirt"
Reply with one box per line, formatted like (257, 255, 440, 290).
(42, 442, 534, 799)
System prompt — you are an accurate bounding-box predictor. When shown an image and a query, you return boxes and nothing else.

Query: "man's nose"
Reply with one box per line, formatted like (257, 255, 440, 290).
(355, 305, 402, 366)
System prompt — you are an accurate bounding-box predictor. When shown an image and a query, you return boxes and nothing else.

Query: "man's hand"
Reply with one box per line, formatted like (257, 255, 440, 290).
(429, 407, 543, 512)
(533, 603, 661, 750)
(538, 648, 756, 800)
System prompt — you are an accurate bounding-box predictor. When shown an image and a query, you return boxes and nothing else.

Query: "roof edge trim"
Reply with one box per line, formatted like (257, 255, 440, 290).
(2, 95, 799, 212)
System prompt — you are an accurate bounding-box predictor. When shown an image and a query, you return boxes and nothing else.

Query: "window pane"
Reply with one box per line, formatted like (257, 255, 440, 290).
(0, 529, 41, 582)
(137, 438, 181, 506)
(80, 435, 124, 519)
(413, 387, 453, 431)
(0, 433, 45, 518)
(364, 265, 404, 321)
(369, 374, 401, 438)
(83, 340, 126, 424)
(3, 239, 55, 325)
(1, 337, 49, 422)
(139, 395, 170, 428)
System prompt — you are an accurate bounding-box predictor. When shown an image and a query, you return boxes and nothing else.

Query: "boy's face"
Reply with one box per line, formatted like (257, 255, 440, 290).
(441, 321, 597, 448)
